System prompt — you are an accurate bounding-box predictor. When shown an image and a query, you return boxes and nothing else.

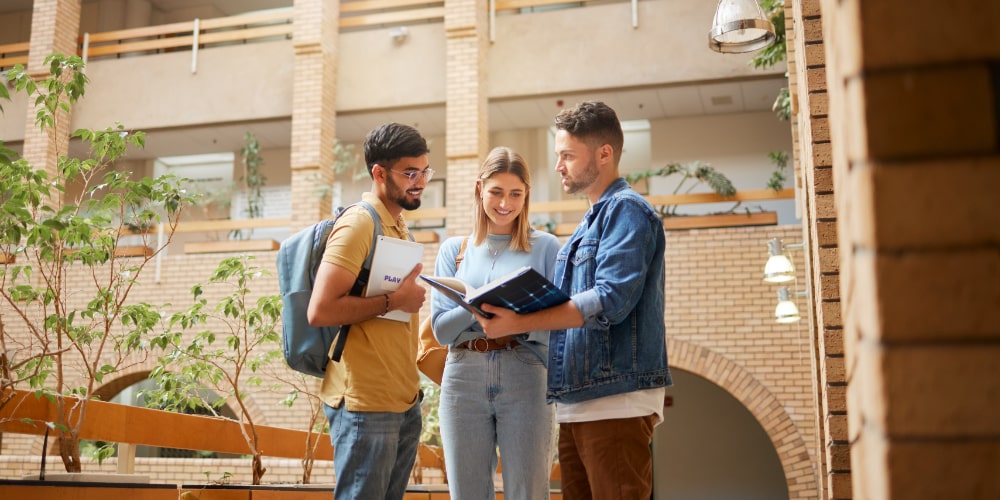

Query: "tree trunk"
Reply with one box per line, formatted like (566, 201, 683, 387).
(57, 430, 82, 473)
(251, 452, 266, 485)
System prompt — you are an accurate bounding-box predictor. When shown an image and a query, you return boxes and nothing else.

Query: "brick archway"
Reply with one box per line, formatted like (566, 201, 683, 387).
(667, 338, 818, 498)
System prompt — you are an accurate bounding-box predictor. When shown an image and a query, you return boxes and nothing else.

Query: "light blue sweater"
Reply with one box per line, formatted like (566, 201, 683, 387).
(430, 230, 561, 359)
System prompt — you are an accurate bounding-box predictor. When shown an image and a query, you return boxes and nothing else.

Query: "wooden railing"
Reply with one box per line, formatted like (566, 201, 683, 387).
(0, 389, 333, 472)
(0, 41, 29, 69)
(1, 0, 636, 69)
(119, 188, 794, 263)
(0, 388, 557, 492)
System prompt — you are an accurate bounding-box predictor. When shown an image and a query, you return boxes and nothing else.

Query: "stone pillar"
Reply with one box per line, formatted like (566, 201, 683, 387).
(787, 0, 848, 498)
(815, 0, 1000, 498)
(22, 0, 81, 189)
(289, 0, 339, 230)
(443, 0, 488, 238)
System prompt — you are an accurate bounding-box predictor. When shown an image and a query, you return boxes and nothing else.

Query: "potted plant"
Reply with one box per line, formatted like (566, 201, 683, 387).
(0, 53, 192, 476)
(626, 161, 785, 230)
(231, 131, 266, 241)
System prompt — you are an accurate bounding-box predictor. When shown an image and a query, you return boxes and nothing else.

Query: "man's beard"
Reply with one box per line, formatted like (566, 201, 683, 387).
(563, 157, 600, 195)
(388, 175, 422, 210)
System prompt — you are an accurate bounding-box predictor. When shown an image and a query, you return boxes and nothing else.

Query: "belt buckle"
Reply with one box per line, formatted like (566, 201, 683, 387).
(471, 338, 490, 352)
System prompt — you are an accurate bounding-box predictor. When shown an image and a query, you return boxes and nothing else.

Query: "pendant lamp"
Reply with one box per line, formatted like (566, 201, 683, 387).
(774, 287, 801, 323)
(709, 0, 776, 53)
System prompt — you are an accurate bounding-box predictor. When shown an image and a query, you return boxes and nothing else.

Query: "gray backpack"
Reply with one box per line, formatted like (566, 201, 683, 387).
(276, 202, 381, 378)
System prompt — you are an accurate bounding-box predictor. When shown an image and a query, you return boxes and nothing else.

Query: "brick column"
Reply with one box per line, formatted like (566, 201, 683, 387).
(787, 0, 849, 498)
(22, 0, 81, 190)
(443, 0, 488, 238)
(289, 0, 339, 230)
(815, 0, 1000, 498)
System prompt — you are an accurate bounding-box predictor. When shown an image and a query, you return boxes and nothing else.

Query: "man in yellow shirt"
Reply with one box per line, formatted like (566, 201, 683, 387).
(307, 123, 431, 499)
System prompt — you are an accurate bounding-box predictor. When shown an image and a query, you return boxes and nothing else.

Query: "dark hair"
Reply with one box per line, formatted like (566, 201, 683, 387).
(473, 146, 533, 252)
(553, 101, 624, 165)
(363, 123, 430, 178)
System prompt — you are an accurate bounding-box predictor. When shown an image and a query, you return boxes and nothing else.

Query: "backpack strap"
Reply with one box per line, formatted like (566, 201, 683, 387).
(330, 201, 382, 362)
(456, 236, 468, 271)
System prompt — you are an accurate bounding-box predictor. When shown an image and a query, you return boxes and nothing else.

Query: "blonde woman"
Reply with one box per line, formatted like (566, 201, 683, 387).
(431, 147, 560, 499)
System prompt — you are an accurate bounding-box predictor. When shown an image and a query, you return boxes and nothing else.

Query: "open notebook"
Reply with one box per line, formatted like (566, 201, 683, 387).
(421, 266, 569, 319)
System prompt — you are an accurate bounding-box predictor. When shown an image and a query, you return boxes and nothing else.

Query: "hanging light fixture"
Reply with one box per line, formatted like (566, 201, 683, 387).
(774, 287, 801, 323)
(763, 238, 796, 283)
(709, 0, 776, 53)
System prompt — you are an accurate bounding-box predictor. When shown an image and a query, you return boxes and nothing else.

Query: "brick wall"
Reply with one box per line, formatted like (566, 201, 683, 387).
(786, 0, 849, 497)
(1, 226, 821, 494)
(289, 0, 338, 230)
(664, 224, 819, 499)
(443, 0, 488, 238)
(21, 0, 81, 188)
(813, 0, 1000, 498)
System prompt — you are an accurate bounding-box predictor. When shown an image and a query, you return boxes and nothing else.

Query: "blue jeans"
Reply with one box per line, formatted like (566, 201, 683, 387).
(324, 400, 422, 500)
(440, 344, 554, 500)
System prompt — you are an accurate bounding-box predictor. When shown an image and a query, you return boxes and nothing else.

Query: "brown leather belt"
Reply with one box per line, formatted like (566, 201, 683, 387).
(455, 337, 520, 352)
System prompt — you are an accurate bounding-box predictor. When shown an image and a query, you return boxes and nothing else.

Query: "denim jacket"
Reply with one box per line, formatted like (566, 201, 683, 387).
(547, 178, 672, 404)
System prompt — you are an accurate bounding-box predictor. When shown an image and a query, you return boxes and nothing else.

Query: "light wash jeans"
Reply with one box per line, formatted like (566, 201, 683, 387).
(440, 344, 554, 500)
(324, 400, 422, 500)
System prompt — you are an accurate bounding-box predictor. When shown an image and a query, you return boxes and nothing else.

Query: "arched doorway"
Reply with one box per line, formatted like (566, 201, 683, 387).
(653, 369, 788, 499)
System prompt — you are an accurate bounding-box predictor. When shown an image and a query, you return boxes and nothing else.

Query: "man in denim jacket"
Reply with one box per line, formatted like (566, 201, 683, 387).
(480, 101, 671, 500)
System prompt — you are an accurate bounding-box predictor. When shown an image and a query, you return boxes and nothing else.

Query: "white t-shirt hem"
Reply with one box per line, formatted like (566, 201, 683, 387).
(555, 387, 666, 426)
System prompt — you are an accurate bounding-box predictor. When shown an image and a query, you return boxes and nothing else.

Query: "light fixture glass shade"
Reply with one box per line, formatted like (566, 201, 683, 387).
(709, 0, 776, 53)
(774, 287, 801, 323)
(763, 238, 795, 283)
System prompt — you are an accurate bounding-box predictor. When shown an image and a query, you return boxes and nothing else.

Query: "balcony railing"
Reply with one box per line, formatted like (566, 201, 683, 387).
(0, 41, 28, 70)
(1, 1, 635, 69)
(120, 188, 793, 267)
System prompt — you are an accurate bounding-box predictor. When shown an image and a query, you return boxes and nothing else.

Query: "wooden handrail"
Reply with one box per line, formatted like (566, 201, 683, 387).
(123, 188, 793, 241)
(83, 20, 196, 44)
(495, 0, 597, 11)
(198, 10, 294, 30)
(0, 41, 30, 52)
(0, 41, 29, 69)
(0, 389, 332, 460)
(340, 7, 445, 28)
(0, 388, 559, 485)
(532, 188, 795, 214)
(341, 0, 443, 14)
(169, 217, 292, 234)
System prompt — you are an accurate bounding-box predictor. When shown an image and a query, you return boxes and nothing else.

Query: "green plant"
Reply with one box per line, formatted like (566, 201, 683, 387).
(419, 378, 442, 448)
(0, 54, 192, 473)
(312, 138, 366, 205)
(749, 0, 787, 73)
(231, 132, 267, 240)
(272, 373, 328, 484)
(750, 0, 790, 124)
(333, 139, 365, 180)
(625, 161, 740, 217)
(766, 151, 790, 192)
(146, 255, 282, 485)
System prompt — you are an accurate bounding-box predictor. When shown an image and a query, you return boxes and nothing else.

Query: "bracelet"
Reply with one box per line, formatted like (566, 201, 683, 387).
(383, 294, 391, 315)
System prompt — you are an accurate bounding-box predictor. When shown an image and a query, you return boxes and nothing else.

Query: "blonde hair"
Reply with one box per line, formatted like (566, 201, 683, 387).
(472, 146, 533, 253)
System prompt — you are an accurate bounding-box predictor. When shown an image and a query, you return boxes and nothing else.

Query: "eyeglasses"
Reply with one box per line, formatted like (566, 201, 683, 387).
(387, 167, 435, 183)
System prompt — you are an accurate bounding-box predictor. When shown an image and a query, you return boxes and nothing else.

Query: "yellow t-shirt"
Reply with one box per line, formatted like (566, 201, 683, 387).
(318, 192, 420, 413)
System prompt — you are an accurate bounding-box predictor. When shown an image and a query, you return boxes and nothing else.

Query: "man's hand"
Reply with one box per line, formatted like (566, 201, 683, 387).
(392, 263, 426, 313)
(478, 300, 584, 337)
